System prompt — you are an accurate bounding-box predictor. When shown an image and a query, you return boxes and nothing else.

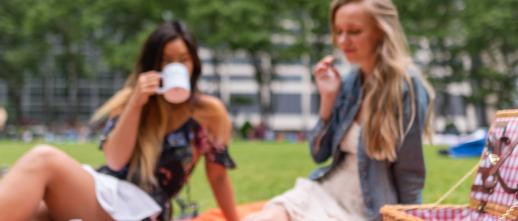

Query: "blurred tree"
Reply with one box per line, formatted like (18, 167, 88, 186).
(188, 0, 282, 126)
(395, 0, 517, 127)
(0, 0, 43, 123)
(20, 0, 105, 123)
(93, 0, 189, 74)
(0, 0, 190, 125)
(461, 0, 518, 125)
(0, 0, 516, 130)
(187, 0, 231, 99)
(279, 0, 330, 65)
(395, 0, 466, 126)
(281, 1, 330, 124)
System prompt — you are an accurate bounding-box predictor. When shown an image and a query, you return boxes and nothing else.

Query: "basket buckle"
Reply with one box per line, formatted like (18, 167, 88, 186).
(489, 153, 500, 165)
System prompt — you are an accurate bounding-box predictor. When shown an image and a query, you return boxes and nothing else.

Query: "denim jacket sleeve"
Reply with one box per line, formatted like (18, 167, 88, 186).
(308, 116, 336, 163)
(392, 75, 430, 204)
(308, 74, 356, 163)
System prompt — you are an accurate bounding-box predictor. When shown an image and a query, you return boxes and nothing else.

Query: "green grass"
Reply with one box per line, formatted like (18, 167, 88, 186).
(0, 140, 479, 211)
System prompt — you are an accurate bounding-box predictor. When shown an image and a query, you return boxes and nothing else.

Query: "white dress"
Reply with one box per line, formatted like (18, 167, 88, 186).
(82, 165, 162, 221)
(260, 122, 367, 221)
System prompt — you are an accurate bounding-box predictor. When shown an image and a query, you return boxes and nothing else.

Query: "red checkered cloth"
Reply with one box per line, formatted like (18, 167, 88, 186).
(395, 206, 504, 220)
(471, 115, 518, 209)
(381, 204, 507, 221)
(405, 206, 471, 220)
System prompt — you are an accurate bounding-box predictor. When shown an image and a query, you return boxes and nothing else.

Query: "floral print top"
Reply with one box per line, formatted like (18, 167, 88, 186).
(97, 117, 236, 220)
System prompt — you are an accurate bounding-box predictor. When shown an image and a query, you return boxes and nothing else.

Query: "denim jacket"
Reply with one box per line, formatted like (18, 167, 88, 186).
(308, 67, 430, 221)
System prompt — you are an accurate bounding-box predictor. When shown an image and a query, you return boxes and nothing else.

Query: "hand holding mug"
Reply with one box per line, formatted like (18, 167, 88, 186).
(131, 72, 161, 108)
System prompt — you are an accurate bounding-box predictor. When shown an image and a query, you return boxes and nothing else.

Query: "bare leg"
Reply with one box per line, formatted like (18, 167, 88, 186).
(0, 145, 113, 221)
(244, 205, 291, 221)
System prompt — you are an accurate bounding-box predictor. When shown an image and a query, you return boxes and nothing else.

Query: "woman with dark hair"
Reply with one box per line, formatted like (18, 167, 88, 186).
(0, 21, 239, 221)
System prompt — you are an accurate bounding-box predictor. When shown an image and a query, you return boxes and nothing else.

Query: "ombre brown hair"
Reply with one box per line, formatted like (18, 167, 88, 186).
(330, 0, 435, 161)
(90, 21, 229, 190)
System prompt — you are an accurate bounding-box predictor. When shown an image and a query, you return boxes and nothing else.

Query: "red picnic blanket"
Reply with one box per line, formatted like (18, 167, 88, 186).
(187, 201, 266, 221)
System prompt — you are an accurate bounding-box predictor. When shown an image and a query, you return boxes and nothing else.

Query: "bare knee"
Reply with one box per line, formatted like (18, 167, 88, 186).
(20, 145, 67, 174)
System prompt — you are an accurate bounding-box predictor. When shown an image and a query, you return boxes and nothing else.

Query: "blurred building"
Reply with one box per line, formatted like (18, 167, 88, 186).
(0, 46, 482, 134)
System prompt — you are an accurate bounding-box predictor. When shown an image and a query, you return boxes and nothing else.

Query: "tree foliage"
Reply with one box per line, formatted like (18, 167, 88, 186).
(0, 0, 516, 127)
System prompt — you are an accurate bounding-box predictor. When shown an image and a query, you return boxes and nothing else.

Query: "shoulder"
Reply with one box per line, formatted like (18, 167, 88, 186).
(194, 94, 228, 114)
(192, 93, 232, 144)
(192, 93, 230, 125)
(198, 94, 226, 108)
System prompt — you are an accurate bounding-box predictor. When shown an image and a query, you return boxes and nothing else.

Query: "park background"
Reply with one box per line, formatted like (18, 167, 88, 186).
(0, 0, 516, 215)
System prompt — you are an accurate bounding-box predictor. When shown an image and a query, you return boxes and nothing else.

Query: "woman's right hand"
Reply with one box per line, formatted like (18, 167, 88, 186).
(314, 55, 341, 97)
(314, 56, 341, 121)
(128, 72, 161, 108)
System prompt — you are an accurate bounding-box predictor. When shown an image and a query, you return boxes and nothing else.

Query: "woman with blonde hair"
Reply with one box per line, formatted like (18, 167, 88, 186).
(0, 20, 239, 221)
(246, 0, 435, 220)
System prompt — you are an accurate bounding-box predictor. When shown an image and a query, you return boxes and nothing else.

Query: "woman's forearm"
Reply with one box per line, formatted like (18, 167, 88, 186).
(102, 101, 142, 170)
(206, 162, 239, 221)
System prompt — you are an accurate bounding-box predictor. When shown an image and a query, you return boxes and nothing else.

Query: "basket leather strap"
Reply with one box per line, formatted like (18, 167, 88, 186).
(496, 170, 518, 194)
(476, 137, 518, 195)
(488, 140, 516, 176)
(472, 185, 494, 194)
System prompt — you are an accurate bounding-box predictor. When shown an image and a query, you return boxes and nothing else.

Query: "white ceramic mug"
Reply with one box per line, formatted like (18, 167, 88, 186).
(157, 63, 191, 103)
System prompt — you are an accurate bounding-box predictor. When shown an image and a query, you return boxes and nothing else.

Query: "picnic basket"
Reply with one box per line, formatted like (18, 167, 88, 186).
(381, 109, 518, 221)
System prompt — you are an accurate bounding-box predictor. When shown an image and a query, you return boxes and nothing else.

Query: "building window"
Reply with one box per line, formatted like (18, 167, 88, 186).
(274, 75, 302, 82)
(272, 93, 301, 114)
(229, 93, 260, 114)
(229, 76, 254, 81)
(310, 93, 320, 114)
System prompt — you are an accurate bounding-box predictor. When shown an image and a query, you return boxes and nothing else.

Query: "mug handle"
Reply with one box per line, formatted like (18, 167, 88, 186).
(156, 75, 165, 94)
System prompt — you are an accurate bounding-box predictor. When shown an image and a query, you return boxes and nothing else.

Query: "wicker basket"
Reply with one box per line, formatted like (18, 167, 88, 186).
(380, 109, 518, 221)
(381, 201, 518, 220)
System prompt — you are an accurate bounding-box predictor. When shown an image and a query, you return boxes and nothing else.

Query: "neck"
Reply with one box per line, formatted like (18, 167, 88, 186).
(168, 102, 193, 131)
(360, 57, 377, 79)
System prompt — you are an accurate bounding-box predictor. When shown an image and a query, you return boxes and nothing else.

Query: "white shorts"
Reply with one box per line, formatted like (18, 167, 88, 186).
(82, 165, 161, 221)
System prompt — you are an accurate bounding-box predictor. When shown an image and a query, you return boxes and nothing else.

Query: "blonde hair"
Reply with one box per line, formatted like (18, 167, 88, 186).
(330, 0, 435, 161)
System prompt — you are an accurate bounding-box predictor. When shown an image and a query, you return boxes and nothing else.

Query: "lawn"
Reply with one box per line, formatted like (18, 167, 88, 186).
(0, 140, 479, 212)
